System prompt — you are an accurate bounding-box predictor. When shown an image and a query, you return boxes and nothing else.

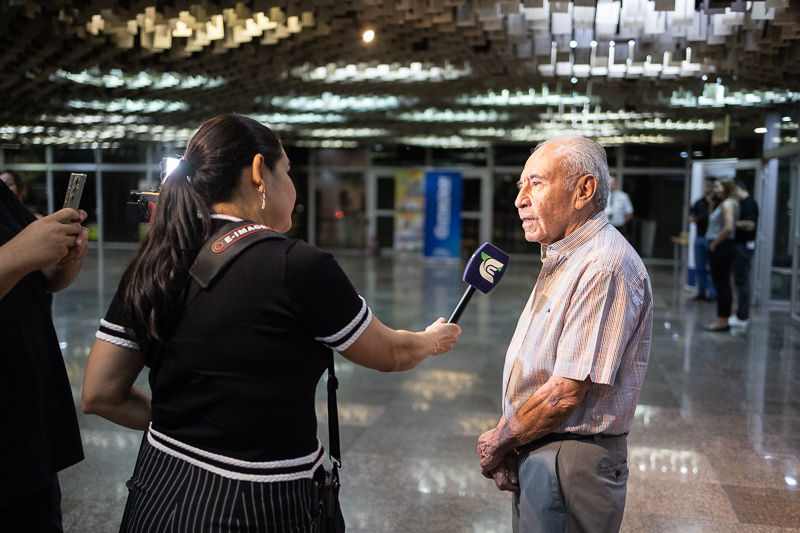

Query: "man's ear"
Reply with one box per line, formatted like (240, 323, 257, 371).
(573, 174, 597, 210)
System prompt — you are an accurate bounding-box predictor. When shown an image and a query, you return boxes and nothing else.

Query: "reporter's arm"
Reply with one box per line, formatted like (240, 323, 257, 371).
(82, 338, 151, 430)
(340, 316, 461, 372)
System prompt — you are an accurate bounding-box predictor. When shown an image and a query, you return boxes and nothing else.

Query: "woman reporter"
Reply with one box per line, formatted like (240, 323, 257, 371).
(81, 114, 461, 532)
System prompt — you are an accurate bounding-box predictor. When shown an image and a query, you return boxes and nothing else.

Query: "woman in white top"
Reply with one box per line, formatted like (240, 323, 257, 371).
(703, 179, 738, 332)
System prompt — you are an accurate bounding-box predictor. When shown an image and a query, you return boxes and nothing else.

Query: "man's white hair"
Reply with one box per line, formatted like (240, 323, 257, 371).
(532, 136, 611, 210)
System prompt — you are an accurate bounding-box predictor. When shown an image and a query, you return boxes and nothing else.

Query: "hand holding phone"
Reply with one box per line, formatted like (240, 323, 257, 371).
(64, 173, 86, 210)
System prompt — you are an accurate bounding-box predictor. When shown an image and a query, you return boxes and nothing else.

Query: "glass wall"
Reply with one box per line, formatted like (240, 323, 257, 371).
(492, 171, 535, 254)
(100, 172, 146, 242)
(623, 173, 685, 259)
(315, 170, 366, 249)
(2, 143, 689, 262)
(771, 157, 795, 302)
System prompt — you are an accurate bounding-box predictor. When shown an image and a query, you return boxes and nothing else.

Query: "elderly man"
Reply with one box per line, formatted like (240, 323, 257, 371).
(478, 136, 653, 533)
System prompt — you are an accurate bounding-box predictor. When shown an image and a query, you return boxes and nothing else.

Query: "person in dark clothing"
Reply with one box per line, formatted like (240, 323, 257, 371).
(0, 181, 89, 532)
(81, 114, 462, 532)
(688, 177, 717, 301)
(729, 180, 759, 328)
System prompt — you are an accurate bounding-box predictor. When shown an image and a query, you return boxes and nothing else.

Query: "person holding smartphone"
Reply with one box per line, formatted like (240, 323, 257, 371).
(0, 180, 90, 532)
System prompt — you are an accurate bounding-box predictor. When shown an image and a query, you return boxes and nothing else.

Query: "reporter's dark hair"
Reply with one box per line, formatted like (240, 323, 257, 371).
(118, 114, 282, 353)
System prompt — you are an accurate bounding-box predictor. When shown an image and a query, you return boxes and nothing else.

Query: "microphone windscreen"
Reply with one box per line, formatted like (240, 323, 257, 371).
(463, 242, 509, 294)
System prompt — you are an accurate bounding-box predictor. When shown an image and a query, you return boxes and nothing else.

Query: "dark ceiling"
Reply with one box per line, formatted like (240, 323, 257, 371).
(1, 0, 799, 149)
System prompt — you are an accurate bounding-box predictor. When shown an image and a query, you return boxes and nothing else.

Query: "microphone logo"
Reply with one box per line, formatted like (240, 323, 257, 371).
(479, 252, 504, 283)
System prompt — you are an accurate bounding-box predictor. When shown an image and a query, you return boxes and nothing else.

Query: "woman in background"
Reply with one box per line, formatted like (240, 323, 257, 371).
(82, 114, 461, 532)
(703, 178, 738, 332)
(0, 169, 26, 201)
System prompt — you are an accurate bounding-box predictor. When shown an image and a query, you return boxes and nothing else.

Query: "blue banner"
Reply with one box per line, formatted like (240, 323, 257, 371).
(423, 171, 462, 259)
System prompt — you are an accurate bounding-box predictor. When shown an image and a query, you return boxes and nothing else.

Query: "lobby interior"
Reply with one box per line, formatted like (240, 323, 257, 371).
(2, 0, 800, 531)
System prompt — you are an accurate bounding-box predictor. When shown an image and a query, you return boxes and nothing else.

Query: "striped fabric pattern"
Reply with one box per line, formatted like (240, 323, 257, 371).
(96, 318, 139, 349)
(120, 430, 324, 533)
(314, 295, 372, 352)
(147, 425, 326, 483)
(502, 211, 653, 436)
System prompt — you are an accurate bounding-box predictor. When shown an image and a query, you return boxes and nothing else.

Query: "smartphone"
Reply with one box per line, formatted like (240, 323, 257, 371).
(63, 173, 87, 210)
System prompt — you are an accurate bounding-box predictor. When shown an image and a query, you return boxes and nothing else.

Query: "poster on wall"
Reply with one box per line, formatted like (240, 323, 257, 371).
(394, 169, 426, 251)
(423, 171, 462, 260)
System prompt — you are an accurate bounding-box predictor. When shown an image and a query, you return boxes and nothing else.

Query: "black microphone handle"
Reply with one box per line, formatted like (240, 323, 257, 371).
(448, 286, 477, 324)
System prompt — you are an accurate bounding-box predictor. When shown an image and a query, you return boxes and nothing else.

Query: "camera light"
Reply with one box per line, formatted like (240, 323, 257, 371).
(161, 157, 181, 181)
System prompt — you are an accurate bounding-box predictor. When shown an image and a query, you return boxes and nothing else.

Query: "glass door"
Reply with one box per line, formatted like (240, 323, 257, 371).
(315, 169, 367, 249)
(768, 157, 795, 308)
(790, 158, 800, 324)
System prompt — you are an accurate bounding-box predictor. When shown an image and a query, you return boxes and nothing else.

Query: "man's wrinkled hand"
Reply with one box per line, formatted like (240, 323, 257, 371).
(488, 453, 519, 492)
(478, 428, 506, 475)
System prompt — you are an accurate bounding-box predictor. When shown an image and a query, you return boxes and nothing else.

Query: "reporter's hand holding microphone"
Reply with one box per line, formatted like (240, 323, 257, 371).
(425, 242, 510, 357)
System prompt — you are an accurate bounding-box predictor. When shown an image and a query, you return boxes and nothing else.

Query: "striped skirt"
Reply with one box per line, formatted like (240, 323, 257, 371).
(120, 426, 327, 533)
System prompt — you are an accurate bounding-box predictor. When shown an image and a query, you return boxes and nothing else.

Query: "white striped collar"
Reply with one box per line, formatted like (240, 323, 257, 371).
(211, 214, 244, 222)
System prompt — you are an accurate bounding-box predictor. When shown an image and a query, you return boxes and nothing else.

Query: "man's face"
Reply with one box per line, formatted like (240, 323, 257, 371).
(609, 176, 618, 192)
(515, 144, 577, 245)
(704, 179, 716, 196)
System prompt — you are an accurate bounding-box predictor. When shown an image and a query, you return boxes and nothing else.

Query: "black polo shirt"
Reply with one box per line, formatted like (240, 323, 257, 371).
(0, 182, 84, 508)
(98, 220, 371, 462)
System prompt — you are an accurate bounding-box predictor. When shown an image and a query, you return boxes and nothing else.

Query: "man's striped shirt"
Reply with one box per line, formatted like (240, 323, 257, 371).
(502, 211, 653, 436)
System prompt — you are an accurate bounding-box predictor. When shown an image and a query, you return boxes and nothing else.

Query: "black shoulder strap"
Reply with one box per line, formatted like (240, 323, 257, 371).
(190, 221, 287, 289)
(327, 355, 342, 468)
(184, 221, 287, 308)
(148, 221, 286, 383)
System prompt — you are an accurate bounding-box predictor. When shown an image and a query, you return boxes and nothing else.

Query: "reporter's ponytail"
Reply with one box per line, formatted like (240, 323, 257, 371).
(118, 114, 282, 352)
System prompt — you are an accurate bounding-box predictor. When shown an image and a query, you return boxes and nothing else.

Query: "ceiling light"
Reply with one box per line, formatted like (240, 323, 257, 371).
(289, 61, 471, 83)
(248, 113, 345, 124)
(754, 127, 768, 133)
(782, 116, 792, 122)
(67, 99, 189, 113)
(393, 109, 509, 122)
(298, 128, 388, 138)
(270, 93, 411, 112)
(363, 30, 375, 42)
(458, 88, 597, 107)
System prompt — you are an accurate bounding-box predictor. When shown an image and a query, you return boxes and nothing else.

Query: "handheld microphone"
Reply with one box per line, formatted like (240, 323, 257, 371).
(448, 242, 509, 324)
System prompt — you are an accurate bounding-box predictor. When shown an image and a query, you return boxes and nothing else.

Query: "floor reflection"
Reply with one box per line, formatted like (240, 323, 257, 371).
(53, 248, 800, 532)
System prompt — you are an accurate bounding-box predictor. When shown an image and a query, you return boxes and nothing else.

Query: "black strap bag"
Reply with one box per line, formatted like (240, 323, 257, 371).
(315, 357, 346, 533)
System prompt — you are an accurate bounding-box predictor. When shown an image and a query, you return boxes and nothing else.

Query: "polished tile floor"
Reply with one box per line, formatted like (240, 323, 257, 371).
(54, 247, 800, 532)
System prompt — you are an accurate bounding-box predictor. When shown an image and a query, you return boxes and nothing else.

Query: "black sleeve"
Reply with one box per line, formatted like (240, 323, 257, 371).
(689, 198, 701, 217)
(0, 180, 37, 233)
(285, 241, 371, 352)
(95, 289, 140, 350)
(740, 198, 758, 224)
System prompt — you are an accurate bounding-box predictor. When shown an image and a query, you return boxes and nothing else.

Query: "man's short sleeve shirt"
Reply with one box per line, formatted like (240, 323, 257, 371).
(502, 212, 653, 436)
